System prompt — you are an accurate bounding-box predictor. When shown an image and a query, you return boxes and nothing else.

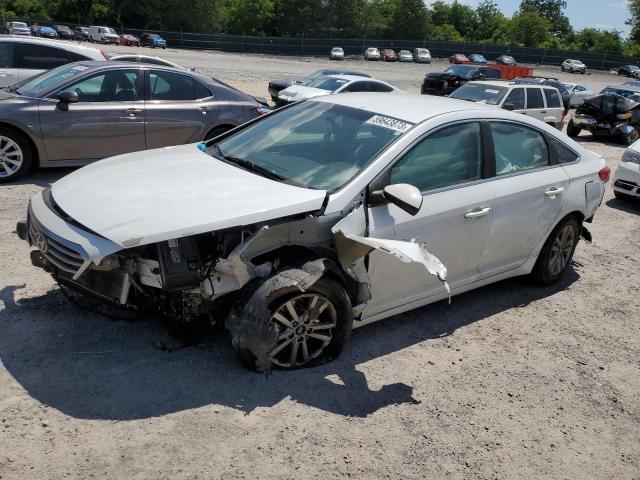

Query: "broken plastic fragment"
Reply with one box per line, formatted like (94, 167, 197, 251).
(197, 143, 207, 152)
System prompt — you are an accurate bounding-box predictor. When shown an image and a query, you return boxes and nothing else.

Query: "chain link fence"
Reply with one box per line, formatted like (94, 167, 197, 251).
(4, 17, 638, 71)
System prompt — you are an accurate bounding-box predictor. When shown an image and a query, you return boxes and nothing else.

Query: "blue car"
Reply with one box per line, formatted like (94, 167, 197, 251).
(140, 32, 167, 49)
(35, 26, 58, 39)
(468, 54, 487, 64)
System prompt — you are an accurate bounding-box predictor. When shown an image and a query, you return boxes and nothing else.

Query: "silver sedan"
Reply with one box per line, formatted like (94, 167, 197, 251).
(563, 83, 594, 107)
(0, 61, 268, 182)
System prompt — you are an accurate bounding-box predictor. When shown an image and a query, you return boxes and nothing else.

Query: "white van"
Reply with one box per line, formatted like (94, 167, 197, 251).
(449, 80, 566, 129)
(88, 26, 120, 44)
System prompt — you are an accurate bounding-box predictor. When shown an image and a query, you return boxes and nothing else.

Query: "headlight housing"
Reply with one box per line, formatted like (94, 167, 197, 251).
(622, 148, 640, 164)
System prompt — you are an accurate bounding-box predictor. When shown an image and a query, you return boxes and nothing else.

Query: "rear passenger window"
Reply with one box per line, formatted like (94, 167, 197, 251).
(549, 138, 579, 163)
(149, 70, 195, 100)
(0, 42, 15, 67)
(544, 89, 562, 108)
(343, 81, 368, 93)
(390, 122, 483, 191)
(15, 44, 69, 69)
(194, 81, 212, 99)
(504, 88, 525, 109)
(526, 88, 544, 109)
(67, 51, 91, 62)
(368, 82, 393, 92)
(490, 122, 550, 175)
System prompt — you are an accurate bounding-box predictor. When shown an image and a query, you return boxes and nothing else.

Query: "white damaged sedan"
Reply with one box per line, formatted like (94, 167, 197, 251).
(18, 93, 609, 371)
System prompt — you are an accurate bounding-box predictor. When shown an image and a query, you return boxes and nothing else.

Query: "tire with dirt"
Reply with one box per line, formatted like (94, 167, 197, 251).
(531, 217, 581, 285)
(229, 268, 353, 372)
(566, 119, 581, 138)
(0, 127, 33, 183)
(622, 128, 640, 146)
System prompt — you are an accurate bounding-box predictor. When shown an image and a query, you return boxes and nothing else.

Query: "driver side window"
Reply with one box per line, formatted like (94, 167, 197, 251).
(490, 122, 549, 176)
(62, 70, 141, 102)
(389, 122, 483, 192)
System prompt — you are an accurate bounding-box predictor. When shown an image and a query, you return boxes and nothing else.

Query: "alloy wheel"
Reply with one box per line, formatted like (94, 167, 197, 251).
(548, 225, 575, 276)
(269, 293, 337, 368)
(0, 136, 24, 179)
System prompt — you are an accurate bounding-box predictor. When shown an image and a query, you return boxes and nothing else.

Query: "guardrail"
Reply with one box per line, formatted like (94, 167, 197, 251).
(4, 17, 638, 71)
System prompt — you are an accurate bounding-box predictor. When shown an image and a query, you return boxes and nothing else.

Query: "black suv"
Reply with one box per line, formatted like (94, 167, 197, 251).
(421, 65, 501, 96)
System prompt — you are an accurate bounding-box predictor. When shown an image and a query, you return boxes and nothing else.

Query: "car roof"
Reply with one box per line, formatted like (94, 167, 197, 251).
(318, 68, 370, 77)
(606, 83, 640, 92)
(0, 35, 105, 57)
(312, 93, 495, 124)
(468, 80, 557, 90)
(325, 74, 376, 82)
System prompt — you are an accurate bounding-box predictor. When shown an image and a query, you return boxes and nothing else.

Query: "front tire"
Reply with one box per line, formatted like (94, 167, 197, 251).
(0, 128, 33, 183)
(531, 217, 580, 285)
(231, 272, 352, 372)
(566, 119, 581, 137)
(623, 129, 640, 146)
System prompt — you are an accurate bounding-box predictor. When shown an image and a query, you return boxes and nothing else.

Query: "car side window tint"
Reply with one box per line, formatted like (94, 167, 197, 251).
(67, 51, 91, 62)
(149, 70, 195, 100)
(0, 42, 14, 67)
(484, 68, 500, 79)
(368, 82, 393, 92)
(14, 44, 69, 70)
(194, 81, 212, 99)
(549, 138, 579, 163)
(390, 122, 483, 192)
(504, 88, 525, 109)
(343, 81, 368, 93)
(544, 89, 562, 108)
(63, 70, 141, 102)
(491, 122, 550, 175)
(526, 88, 544, 109)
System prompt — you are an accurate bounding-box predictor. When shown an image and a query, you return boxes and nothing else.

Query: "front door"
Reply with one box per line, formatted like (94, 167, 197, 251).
(144, 69, 217, 149)
(39, 68, 146, 161)
(479, 121, 570, 275)
(363, 121, 495, 317)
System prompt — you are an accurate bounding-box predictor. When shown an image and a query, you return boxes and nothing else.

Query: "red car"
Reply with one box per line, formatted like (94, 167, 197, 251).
(381, 49, 398, 62)
(449, 53, 469, 64)
(119, 33, 140, 46)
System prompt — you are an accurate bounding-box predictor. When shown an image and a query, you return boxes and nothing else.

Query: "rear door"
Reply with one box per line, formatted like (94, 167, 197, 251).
(144, 69, 217, 148)
(524, 87, 546, 122)
(39, 67, 146, 161)
(0, 41, 16, 87)
(542, 88, 564, 125)
(478, 121, 570, 275)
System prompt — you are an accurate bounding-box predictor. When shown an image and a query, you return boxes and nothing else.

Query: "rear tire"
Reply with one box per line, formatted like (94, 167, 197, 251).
(566, 119, 581, 138)
(0, 128, 33, 183)
(623, 129, 640, 146)
(531, 217, 580, 285)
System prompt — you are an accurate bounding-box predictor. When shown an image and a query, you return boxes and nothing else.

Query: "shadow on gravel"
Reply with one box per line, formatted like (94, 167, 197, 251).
(0, 268, 579, 420)
(11, 168, 76, 187)
(606, 197, 640, 214)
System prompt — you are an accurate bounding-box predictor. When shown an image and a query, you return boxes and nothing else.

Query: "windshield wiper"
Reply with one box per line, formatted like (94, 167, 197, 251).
(211, 144, 285, 181)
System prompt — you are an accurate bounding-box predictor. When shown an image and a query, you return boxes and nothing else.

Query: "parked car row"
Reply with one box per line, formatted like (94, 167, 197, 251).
(356, 47, 431, 63)
(2, 21, 167, 48)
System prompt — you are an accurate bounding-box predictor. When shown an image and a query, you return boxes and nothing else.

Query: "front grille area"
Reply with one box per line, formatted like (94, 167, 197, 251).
(28, 213, 85, 274)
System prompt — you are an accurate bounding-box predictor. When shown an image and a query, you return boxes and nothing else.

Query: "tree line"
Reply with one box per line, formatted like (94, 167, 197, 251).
(3, 0, 640, 56)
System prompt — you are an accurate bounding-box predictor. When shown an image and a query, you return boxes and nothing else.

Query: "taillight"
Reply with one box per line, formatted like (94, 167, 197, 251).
(100, 49, 110, 60)
(599, 166, 611, 183)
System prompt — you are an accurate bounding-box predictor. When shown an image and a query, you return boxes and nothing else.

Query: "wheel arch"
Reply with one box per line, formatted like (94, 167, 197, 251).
(0, 121, 41, 169)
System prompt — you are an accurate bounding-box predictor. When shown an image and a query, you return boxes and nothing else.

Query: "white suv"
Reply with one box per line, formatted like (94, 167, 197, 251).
(613, 140, 640, 201)
(561, 59, 586, 74)
(449, 81, 566, 129)
(0, 36, 107, 87)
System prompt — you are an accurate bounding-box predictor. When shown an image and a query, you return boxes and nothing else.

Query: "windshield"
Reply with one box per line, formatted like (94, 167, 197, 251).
(12, 22, 28, 29)
(331, 48, 342, 52)
(444, 65, 476, 78)
(600, 87, 640, 102)
(416, 49, 428, 54)
(308, 77, 348, 92)
(15, 63, 91, 97)
(100, 27, 116, 34)
(210, 102, 412, 191)
(449, 84, 508, 105)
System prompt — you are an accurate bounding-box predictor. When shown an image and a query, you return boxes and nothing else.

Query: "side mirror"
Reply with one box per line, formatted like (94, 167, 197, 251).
(54, 91, 79, 110)
(383, 184, 423, 216)
(503, 103, 515, 111)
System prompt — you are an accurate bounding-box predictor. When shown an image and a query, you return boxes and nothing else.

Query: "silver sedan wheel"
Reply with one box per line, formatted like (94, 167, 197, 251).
(269, 293, 337, 368)
(549, 225, 575, 276)
(0, 136, 23, 178)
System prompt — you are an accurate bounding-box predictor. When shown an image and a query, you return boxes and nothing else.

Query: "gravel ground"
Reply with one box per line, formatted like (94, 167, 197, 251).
(0, 47, 639, 480)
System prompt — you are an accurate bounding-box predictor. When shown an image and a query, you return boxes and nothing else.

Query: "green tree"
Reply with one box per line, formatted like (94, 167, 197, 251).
(510, 7, 549, 47)
(474, 0, 509, 42)
(627, 0, 640, 42)
(448, 1, 477, 38)
(519, 0, 572, 38)
(431, 24, 463, 42)
(574, 28, 623, 55)
(389, 0, 427, 39)
(429, 0, 451, 26)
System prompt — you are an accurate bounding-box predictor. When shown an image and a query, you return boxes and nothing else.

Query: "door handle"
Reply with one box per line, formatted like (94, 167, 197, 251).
(198, 106, 209, 115)
(464, 207, 491, 219)
(544, 187, 565, 197)
(123, 108, 143, 116)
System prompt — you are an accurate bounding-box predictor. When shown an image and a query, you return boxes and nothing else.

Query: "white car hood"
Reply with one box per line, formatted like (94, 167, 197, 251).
(51, 144, 327, 248)
(279, 85, 331, 101)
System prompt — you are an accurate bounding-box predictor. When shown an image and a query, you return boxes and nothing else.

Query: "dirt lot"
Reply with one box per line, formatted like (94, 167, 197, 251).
(1, 48, 639, 480)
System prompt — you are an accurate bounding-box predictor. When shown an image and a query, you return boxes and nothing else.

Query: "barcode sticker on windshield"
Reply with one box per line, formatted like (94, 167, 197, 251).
(485, 89, 500, 94)
(366, 115, 413, 133)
